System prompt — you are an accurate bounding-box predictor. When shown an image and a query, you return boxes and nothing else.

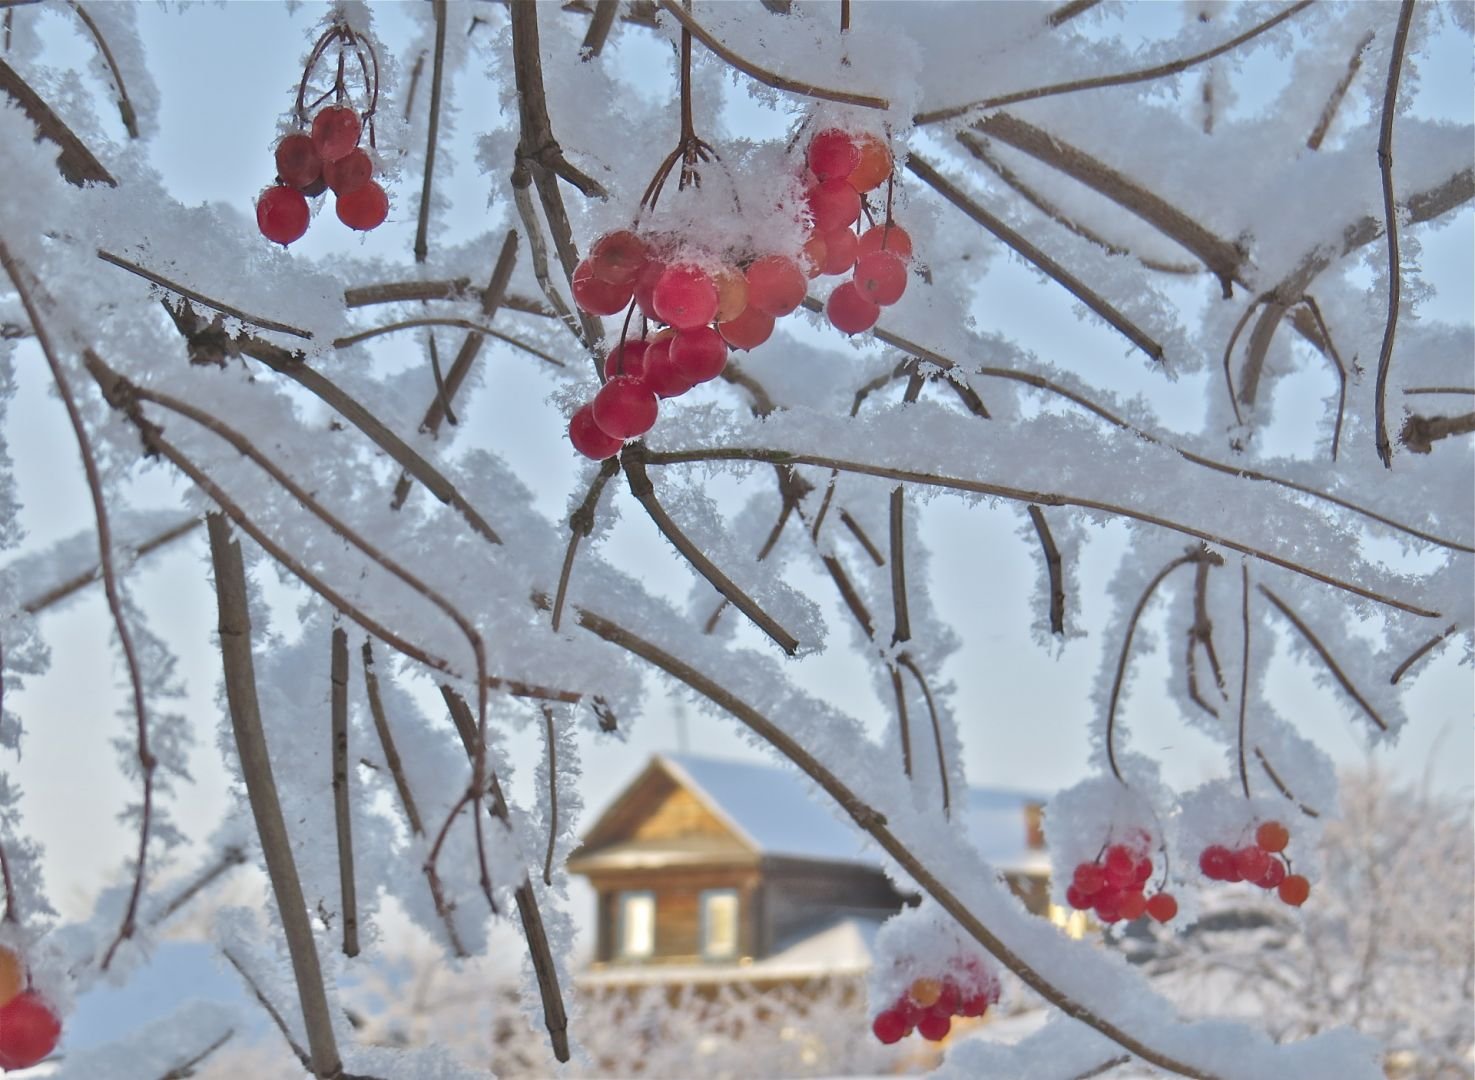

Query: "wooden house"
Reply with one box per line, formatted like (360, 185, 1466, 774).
(568, 754, 1054, 981)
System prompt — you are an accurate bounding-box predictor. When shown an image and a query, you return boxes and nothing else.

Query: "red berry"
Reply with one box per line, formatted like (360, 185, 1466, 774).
(652, 265, 719, 329)
(916, 1010, 951, 1042)
(1199, 845, 1235, 881)
(274, 133, 322, 190)
(592, 376, 658, 439)
(826, 282, 879, 335)
(854, 250, 908, 305)
(1234, 846, 1272, 883)
(0, 992, 61, 1071)
(1104, 845, 1137, 887)
(590, 230, 649, 285)
(641, 337, 696, 399)
(857, 224, 913, 261)
(572, 260, 635, 316)
(603, 339, 649, 381)
(958, 993, 991, 1018)
(1072, 863, 1106, 896)
(800, 233, 827, 278)
(1118, 890, 1148, 921)
(849, 133, 894, 193)
(746, 255, 808, 317)
(806, 178, 862, 232)
(568, 404, 623, 460)
(1094, 890, 1123, 923)
(669, 326, 728, 384)
(323, 148, 373, 195)
(808, 128, 860, 181)
(934, 981, 960, 1016)
(872, 1008, 907, 1045)
(311, 106, 361, 163)
(1278, 874, 1310, 906)
(1064, 885, 1091, 910)
(256, 185, 310, 245)
(633, 258, 667, 320)
(819, 227, 859, 275)
(1146, 892, 1178, 923)
(336, 180, 389, 231)
(1133, 856, 1154, 884)
(1256, 856, 1287, 890)
(1256, 821, 1290, 853)
(719, 306, 776, 352)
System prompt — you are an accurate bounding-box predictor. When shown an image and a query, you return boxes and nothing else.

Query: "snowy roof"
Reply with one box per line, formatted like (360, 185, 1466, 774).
(576, 753, 1050, 875)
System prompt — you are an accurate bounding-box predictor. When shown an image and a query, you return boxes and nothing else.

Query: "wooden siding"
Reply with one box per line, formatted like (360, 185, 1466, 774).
(591, 867, 762, 963)
(631, 786, 734, 843)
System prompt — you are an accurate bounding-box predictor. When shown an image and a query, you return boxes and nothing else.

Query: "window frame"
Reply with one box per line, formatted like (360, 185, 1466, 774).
(698, 887, 740, 961)
(615, 889, 656, 961)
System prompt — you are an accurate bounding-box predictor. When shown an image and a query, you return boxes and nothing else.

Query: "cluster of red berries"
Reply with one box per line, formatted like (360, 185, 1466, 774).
(567, 129, 908, 459)
(1199, 820, 1310, 906)
(1064, 834, 1179, 925)
(870, 968, 999, 1046)
(256, 105, 388, 246)
(0, 946, 61, 1071)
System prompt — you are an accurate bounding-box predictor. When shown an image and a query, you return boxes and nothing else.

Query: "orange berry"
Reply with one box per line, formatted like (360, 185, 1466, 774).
(848, 133, 894, 193)
(1278, 874, 1310, 907)
(0, 947, 22, 1008)
(1256, 821, 1290, 853)
(908, 977, 942, 1008)
(712, 265, 749, 322)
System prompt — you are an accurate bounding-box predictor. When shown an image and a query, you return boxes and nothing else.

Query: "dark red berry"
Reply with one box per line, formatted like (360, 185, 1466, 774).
(1199, 845, 1235, 881)
(256, 185, 310, 245)
(603, 339, 649, 381)
(857, 224, 913, 261)
(1234, 846, 1272, 883)
(592, 376, 658, 439)
(1065, 884, 1091, 910)
(854, 250, 908, 306)
(826, 282, 879, 335)
(568, 405, 623, 460)
(806, 178, 862, 232)
(590, 230, 649, 285)
(669, 326, 728, 384)
(311, 106, 360, 162)
(0, 992, 61, 1071)
(872, 1008, 907, 1045)
(808, 129, 860, 181)
(274, 134, 321, 190)
(1255, 856, 1287, 890)
(652, 265, 719, 329)
(1072, 863, 1107, 896)
(1146, 892, 1178, 923)
(573, 260, 635, 316)
(819, 227, 859, 276)
(324, 148, 373, 195)
(1118, 890, 1148, 921)
(641, 338, 696, 399)
(336, 180, 389, 231)
(916, 1010, 951, 1042)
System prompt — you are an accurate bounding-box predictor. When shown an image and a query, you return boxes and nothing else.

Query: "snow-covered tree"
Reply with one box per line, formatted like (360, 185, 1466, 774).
(0, 1, 1469, 1077)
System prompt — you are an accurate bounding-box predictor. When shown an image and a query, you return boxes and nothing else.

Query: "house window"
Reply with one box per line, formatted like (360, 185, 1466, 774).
(700, 889, 739, 960)
(617, 891, 656, 960)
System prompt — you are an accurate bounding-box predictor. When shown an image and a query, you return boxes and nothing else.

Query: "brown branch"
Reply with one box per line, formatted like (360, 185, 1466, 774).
(1403, 386, 1475, 396)
(149, 846, 247, 926)
(208, 515, 343, 1079)
(221, 947, 311, 1070)
(21, 515, 201, 615)
(67, 2, 138, 137)
(839, 509, 885, 567)
(656, 0, 889, 110)
(1106, 551, 1203, 783)
(1185, 554, 1228, 718)
(1307, 30, 1374, 150)
(332, 317, 561, 367)
(97, 250, 314, 339)
(1, 241, 154, 970)
(402, 50, 425, 120)
(906, 153, 1165, 363)
(621, 443, 801, 655)
(330, 627, 359, 958)
(1257, 584, 1388, 731)
(156, 1029, 236, 1080)
(1047, 0, 1102, 27)
(1374, 0, 1418, 468)
(1026, 504, 1065, 635)
(414, 0, 447, 264)
(580, 0, 619, 59)
(888, 487, 911, 644)
(897, 652, 951, 817)
(576, 609, 1223, 1080)
(1238, 562, 1252, 798)
(888, 663, 912, 778)
(342, 277, 551, 317)
(511, 174, 598, 357)
(0, 57, 114, 184)
(642, 446, 1444, 617)
(541, 705, 558, 886)
(915, 1, 1315, 125)
(958, 114, 1246, 293)
(509, 1, 607, 197)
(1389, 622, 1458, 684)
(552, 456, 620, 633)
(360, 641, 425, 836)
(1253, 746, 1321, 819)
(1399, 411, 1475, 454)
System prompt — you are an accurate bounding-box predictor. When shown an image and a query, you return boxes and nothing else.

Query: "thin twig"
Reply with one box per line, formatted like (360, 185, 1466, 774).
(414, 0, 447, 264)
(656, 0, 888, 110)
(208, 515, 343, 1079)
(403, 50, 425, 119)
(330, 627, 359, 958)
(67, 2, 138, 137)
(149, 846, 247, 926)
(622, 443, 801, 654)
(1185, 554, 1228, 718)
(97, 250, 314, 339)
(1389, 623, 1458, 684)
(914, 1, 1314, 125)
(342, 278, 550, 316)
(361, 641, 425, 836)
(1026, 505, 1065, 635)
(1253, 746, 1321, 819)
(897, 652, 951, 817)
(0, 57, 114, 184)
(839, 509, 885, 567)
(1400, 411, 1475, 454)
(1257, 584, 1387, 731)
(156, 1029, 236, 1080)
(541, 705, 558, 886)
(221, 947, 311, 1069)
(888, 664, 912, 778)
(332, 317, 560, 366)
(580, 0, 619, 58)
(576, 609, 1222, 1080)
(1373, 0, 1417, 468)
(1402, 386, 1475, 396)
(1046, 0, 1101, 27)
(1238, 562, 1252, 798)
(1307, 30, 1374, 150)
(21, 515, 201, 615)
(888, 487, 910, 644)
(552, 456, 620, 632)
(1, 241, 154, 970)
(907, 153, 1165, 363)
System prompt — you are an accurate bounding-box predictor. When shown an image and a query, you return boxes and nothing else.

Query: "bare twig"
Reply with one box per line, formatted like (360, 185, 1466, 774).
(156, 1029, 236, 1080)
(1390, 623, 1458, 684)
(342, 278, 550, 317)
(576, 609, 1223, 1080)
(67, 2, 138, 136)
(1402, 386, 1475, 396)
(888, 663, 913, 777)
(656, 0, 889, 110)
(541, 705, 558, 886)
(1026, 504, 1065, 635)
(1373, 0, 1418, 468)
(1307, 30, 1374, 150)
(97, 250, 314, 339)
(208, 515, 343, 1079)
(1257, 584, 1387, 731)
(915, 1, 1314, 125)
(149, 846, 247, 926)
(1400, 411, 1475, 454)
(580, 0, 619, 59)
(361, 641, 425, 836)
(1, 241, 154, 970)
(1047, 0, 1101, 28)
(332, 317, 560, 367)
(221, 947, 311, 1069)
(897, 652, 951, 817)
(1185, 554, 1228, 718)
(414, 0, 447, 264)
(21, 515, 201, 615)
(622, 443, 801, 654)
(0, 57, 114, 184)
(402, 50, 425, 119)
(1253, 746, 1321, 819)
(1238, 562, 1252, 798)
(551, 456, 620, 632)
(330, 627, 359, 958)
(888, 487, 911, 644)
(907, 153, 1165, 363)
(839, 509, 885, 567)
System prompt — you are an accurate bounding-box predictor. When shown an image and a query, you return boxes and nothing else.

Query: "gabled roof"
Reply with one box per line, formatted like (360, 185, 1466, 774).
(572, 752, 1051, 875)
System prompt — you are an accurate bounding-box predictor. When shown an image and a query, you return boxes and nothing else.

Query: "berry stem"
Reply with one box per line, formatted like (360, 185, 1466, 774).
(1237, 560, 1252, 799)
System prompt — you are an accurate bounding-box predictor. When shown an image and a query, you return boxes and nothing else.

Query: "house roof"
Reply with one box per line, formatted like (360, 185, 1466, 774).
(573, 752, 1050, 875)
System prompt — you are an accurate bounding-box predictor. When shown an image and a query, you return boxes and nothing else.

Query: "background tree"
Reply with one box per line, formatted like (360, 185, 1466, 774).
(0, 1, 1469, 1078)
